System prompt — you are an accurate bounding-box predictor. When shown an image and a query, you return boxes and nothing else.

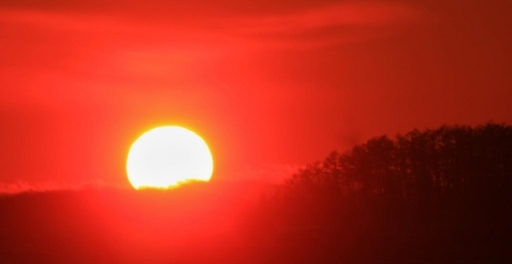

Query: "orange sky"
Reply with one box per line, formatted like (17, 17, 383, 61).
(1, 0, 511, 192)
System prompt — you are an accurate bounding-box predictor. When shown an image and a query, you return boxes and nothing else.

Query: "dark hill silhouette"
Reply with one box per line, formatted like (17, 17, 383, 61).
(0, 182, 255, 264)
(242, 123, 512, 264)
(1, 123, 511, 263)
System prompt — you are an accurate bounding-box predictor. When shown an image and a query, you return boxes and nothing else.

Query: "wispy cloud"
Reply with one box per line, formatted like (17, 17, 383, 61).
(233, 2, 419, 33)
(1, 1, 422, 50)
(0, 179, 108, 194)
(244, 163, 302, 183)
(224, 2, 423, 48)
(0, 1, 423, 109)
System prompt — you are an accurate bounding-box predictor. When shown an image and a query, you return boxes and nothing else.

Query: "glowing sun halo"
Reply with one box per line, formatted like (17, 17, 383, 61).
(126, 126, 213, 189)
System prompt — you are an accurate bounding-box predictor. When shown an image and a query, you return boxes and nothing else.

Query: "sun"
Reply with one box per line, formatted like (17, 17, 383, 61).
(126, 126, 213, 189)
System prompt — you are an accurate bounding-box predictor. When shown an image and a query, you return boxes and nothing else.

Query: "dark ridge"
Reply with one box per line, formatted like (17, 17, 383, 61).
(1, 122, 511, 263)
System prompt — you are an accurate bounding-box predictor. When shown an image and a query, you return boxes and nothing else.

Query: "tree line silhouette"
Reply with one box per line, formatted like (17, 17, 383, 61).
(244, 123, 512, 263)
(281, 122, 511, 203)
(1, 123, 510, 263)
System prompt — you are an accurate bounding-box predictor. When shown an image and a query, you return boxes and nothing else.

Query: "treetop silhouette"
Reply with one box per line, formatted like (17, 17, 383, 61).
(279, 123, 512, 204)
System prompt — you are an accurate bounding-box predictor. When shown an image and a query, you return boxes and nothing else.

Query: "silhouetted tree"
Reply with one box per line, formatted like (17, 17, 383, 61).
(250, 122, 512, 264)
(279, 123, 512, 204)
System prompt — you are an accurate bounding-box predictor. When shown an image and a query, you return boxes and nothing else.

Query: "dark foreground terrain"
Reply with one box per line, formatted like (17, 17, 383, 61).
(0, 186, 510, 264)
(1, 123, 511, 263)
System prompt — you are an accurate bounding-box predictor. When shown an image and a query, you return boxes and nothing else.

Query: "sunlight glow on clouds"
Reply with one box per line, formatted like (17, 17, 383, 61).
(231, 2, 420, 34)
(0, 1, 423, 106)
(0, 179, 107, 194)
(2, 0, 509, 192)
(0, 1, 422, 52)
(244, 163, 302, 183)
(223, 2, 422, 48)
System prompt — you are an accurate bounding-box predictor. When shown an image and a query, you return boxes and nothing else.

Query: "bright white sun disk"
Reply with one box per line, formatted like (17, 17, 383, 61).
(126, 126, 213, 189)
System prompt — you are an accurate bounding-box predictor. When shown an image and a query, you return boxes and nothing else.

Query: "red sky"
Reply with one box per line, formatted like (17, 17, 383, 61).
(1, 0, 511, 192)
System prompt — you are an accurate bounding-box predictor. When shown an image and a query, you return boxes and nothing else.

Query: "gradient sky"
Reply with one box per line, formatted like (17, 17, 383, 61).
(1, 0, 511, 192)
